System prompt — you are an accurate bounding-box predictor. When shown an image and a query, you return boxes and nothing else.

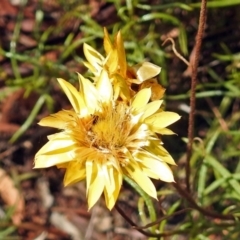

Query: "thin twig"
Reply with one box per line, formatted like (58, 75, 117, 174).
(162, 38, 190, 66)
(115, 203, 188, 238)
(134, 208, 192, 230)
(172, 182, 237, 220)
(186, 0, 207, 192)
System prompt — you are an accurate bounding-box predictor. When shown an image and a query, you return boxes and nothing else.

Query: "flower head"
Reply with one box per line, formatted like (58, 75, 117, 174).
(35, 69, 180, 210)
(83, 28, 162, 100)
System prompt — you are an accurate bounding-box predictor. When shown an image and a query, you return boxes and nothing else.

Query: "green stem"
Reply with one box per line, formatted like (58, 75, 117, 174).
(9, 94, 47, 143)
(10, 1, 27, 80)
(124, 175, 157, 233)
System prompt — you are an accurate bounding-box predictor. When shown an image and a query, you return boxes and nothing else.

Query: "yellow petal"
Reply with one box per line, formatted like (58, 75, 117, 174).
(103, 27, 113, 55)
(35, 138, 76, 157)
(139, 167, 160, 179)
(57, 78, 86, 114)
(125, 164, 157, 199)
(38, 110, 73, 129)
(132, 62, 161, 82)
(145, 111, 180, 129)
(83, 43, 104, 71)
(156, 162, 175, 182)
(46, 132, 69, 141)
(86, 160, 93, 194)
(83, 61, 99, 76)
(113, 75, 130, 101)
(140, 100, 163, 121)
(63, 161, 86, 186)
(104, 168, 122, 210)
(103, 163, 119, 196)
(137, 154, 175, 182)
(35, 145, 76, 168)
(156, 128, 176, 135)
(108, 155, 121, 172)
(38, 116, 66, 129)
(135, 147, 176, 165)
(106, 49, 119, 74)
(78, 73, 98, 113)
(96, 69, 113, 102)
(102, 163, 111, 187)
(143, 142, 176, 165)
(87, 163, 105, 210)
(131, 88, 151, 111)
(151, 144, 176, 165)
(115, 31, 127, 76)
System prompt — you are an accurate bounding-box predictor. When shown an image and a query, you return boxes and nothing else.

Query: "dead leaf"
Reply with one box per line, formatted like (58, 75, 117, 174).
(0, 168, 25, 225)
(140, 78, 166, 100)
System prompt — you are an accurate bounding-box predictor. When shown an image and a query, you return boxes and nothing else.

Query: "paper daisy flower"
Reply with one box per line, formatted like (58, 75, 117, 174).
(34, 70, 180, 210)
(83, 28, 162, 100)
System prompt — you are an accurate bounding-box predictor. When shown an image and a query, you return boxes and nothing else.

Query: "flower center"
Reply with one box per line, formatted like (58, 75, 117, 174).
(89, 102, 132, 152)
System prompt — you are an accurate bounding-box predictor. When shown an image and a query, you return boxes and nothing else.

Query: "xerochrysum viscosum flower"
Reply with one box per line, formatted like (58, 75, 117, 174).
(34, 70, 180, 210)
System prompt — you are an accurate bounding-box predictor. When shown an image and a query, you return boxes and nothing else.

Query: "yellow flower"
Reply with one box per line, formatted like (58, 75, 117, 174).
(83, 28, 162, 100)
(34, 71, 180, 210)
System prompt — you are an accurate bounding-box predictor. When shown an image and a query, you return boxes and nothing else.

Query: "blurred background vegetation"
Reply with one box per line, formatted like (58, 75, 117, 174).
(0, 0, 240, 239)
